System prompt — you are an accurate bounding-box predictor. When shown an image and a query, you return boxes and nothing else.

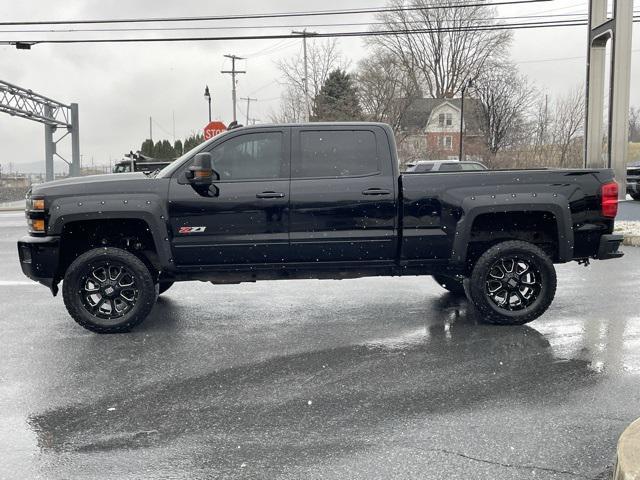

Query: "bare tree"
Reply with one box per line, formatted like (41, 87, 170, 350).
(550, 87, 585, 167)
(356, 49, 420, 131)
(630, 106, 640, 143)
(532, 94, 551, 160)
(274, 38, 348, 121)
(369, 0, 511, 98)
(269, 85, 306, 123)
(473, 62, 535, 160)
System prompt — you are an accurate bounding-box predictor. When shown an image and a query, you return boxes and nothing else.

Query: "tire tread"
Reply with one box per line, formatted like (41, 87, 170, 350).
(62, 247, 156, 333)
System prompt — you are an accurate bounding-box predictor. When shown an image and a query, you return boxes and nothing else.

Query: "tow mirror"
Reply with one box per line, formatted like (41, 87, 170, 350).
(186, 152, 215, 186)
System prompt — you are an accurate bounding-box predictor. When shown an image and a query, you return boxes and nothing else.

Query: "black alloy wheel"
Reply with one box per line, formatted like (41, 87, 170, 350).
(484, 256, 541, 311)
(80, 262, 139, 319)
(63, 247, 156, 333)
(466, 240, 556, 325)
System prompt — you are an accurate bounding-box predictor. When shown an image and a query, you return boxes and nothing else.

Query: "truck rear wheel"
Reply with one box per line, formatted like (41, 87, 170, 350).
(432, 275, 466, 296)
(466, 241, 556, 325)
(62, 247, 157, 333)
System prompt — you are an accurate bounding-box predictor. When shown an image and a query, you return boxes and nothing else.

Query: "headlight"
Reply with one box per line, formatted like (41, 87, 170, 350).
(25, 192, 47, 234)
(32, 198, 45, 211)
(28, 218, 46, 233)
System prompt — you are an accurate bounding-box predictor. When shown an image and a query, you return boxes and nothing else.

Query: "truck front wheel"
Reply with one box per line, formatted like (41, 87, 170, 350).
(62, 247, 157, 333)
(466, 241, 557, 325)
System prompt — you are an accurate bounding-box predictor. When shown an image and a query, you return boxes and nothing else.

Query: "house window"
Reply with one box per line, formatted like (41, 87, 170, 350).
(438, 112, 453, 127)
(438, 135, 453, 150)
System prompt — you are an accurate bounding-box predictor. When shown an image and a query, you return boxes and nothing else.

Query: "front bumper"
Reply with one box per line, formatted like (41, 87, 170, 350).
(17, 235, 60, 295)
(596, 234, 624, 260)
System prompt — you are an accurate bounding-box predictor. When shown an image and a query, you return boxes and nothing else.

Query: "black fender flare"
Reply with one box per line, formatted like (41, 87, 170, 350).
(47, 194, 173, 270)
(451, 192, 574, 265)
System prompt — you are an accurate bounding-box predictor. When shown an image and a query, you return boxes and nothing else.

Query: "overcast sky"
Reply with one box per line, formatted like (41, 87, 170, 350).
(0, 0, 639, 173)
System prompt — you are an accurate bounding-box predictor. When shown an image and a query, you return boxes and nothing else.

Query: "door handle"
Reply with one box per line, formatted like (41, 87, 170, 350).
(256, 191, 286, 199)
(362, 188, 391, 196)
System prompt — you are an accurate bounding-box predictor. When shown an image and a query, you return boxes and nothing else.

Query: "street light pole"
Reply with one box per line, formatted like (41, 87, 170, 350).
(204, 85, 212, 123)
(459, 79, 473, 162)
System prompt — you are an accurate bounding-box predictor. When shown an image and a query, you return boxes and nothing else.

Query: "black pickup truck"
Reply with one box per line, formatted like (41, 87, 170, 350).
(18, 123, 623, 333)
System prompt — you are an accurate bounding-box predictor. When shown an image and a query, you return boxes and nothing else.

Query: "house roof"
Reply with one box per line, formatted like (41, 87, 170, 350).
(400, 97, 484, 135)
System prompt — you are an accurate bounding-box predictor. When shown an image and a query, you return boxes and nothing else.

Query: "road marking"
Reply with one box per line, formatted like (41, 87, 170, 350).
(0, 280, 38, 286)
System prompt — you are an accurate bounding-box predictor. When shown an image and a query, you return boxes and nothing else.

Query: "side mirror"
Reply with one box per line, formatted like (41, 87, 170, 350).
(186, 153, 215, 186)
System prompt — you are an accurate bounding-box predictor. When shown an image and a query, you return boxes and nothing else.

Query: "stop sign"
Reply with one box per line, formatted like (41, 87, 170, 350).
(204, 121, 227, 140)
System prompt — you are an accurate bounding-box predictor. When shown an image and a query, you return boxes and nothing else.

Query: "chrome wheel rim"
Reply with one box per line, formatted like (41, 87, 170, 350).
(80, 262, 138, 319)
(485, 256, 541, 311)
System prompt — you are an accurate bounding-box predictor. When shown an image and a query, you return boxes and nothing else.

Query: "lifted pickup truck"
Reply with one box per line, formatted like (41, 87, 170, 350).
(18, 123, 624, 333)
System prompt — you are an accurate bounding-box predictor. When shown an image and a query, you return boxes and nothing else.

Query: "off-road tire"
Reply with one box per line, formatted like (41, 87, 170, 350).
(631, 192, 640, 201)
(158, 281, 174, 295)
(62, 247, 156, 333)
(466, 241, 557, 325)
(432, 275, 466, 296)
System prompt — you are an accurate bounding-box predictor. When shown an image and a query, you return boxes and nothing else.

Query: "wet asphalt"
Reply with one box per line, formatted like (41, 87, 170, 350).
(1, 210, 639, 480)
(617, 199, 640, 221)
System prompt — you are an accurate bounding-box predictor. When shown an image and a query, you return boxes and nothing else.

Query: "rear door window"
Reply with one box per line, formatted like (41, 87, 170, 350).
(294, 130, 379, 178)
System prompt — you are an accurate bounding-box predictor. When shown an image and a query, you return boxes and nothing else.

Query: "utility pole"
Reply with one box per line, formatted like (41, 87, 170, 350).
(292, 30, 317, 122)
(240, 97, 257, 125)
(458, 79, 473, 162)
(221, 54, 246, 123)
(149, 116, 153, 142)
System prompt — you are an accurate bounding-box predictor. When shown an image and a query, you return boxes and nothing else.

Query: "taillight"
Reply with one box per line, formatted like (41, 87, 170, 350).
(601, 181, 618, 218)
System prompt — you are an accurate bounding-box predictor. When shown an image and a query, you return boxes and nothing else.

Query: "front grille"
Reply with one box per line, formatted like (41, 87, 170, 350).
(627, 168, 640, 177)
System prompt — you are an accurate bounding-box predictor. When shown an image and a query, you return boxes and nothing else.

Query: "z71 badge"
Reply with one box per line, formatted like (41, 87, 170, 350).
(178, 226, 207, 234)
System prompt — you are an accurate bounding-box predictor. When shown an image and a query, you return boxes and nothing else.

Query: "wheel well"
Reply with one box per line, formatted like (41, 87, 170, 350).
(58, 219, 159, 278)
(465, 211, 559, 269)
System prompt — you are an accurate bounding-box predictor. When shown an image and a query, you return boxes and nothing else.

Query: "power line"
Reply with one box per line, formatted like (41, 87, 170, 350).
(0, 0, 552, 26)
(1, 12, 618, 35)
(4, 17, 640, 46)
(515, 48, 640, 65)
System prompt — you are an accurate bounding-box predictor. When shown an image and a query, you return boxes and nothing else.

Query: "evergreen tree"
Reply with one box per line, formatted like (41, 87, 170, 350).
(174, 139, 183, 156)
(151, 140, 176, 160)
(140, 139, 154, 157)
(312, 69, 362, 121)
(184, 133, 205, 152)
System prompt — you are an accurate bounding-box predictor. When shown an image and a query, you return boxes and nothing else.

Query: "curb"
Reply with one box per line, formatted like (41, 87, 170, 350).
(614, 418, 640, 480)
(0, 207, 24, 212)
(623, 236, 640, 247)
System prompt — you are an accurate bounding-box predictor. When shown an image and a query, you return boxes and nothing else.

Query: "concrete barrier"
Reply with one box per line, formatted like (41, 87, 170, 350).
(614, 417, 640, 479)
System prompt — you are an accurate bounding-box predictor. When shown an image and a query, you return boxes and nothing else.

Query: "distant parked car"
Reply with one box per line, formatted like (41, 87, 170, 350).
(405, 160, 487, 173)
(627, 161, 640, 200)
